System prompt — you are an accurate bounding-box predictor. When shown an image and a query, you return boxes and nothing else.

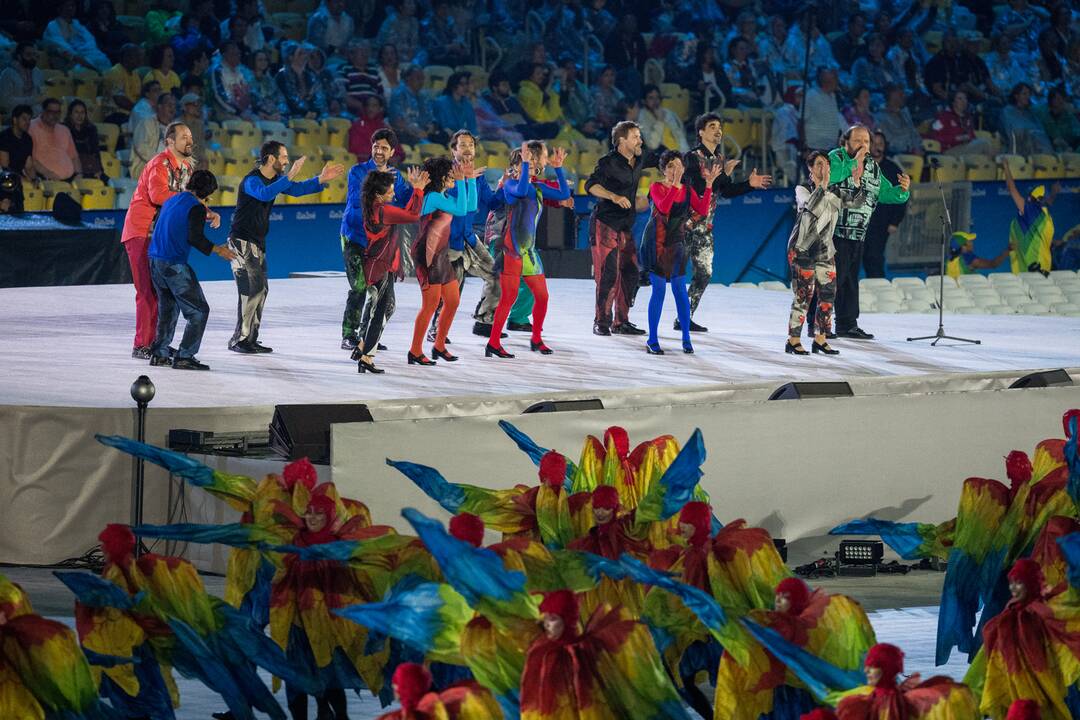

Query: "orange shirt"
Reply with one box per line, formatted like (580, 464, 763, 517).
(120, 150, 194, 243)
(28, 118, 77, 180)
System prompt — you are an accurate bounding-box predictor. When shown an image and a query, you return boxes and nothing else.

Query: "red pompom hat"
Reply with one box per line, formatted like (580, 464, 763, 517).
(591, 485, 620, 512)
(449, 512, 485, 548)
(392, 662, 432, 712)
(99, 524, 136, 563)
(604, 427, 630, 458)
(776, 577, 811, 616)
(539, 451, 567, 490)
(864, 643, 904, 689)
(678, 502, 712, 547)
(282, 457, 318, 490)
(1005, 450, 1033, 494)
(1007, 558, 1044, 601)
(539, 590, 581, 638)
(1006, 699, 1041, 720)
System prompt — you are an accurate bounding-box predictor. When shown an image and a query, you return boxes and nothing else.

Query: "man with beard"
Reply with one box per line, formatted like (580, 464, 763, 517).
(825, 125, 910, 339)
(682, 113, 772, 332)
(121, 122, 220, 359)
(339, 127, 411, 351)
(228, 141, 344, 353)
(585, 120, 649, 336)
(861, 130, 907, 279)
(0, 42, 42, 117)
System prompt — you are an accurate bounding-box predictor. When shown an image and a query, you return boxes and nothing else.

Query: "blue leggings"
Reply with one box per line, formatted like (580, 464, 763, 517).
(647, 272, 692, 346)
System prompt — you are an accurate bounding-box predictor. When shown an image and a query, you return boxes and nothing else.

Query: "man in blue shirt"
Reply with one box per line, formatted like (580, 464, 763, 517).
(228, 141, 345, 353)
(339, 127, 413, 351)
(147, 170, 236, 370)
(427, 129, 508, 340)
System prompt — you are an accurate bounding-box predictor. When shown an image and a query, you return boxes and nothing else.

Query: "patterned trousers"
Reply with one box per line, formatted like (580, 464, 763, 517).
(358, 275, 395, 356)
(341, 238, 368, 340)
(685, 223, 714, 317)
(432, 241, 496, 331)
(788, 241, 837, 338)
(228, 238, 268, 347)
(590, 217, 639, 329)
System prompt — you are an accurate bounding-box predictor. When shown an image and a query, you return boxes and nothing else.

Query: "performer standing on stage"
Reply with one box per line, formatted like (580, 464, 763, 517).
(340, 128, 412, 351)
(786, 150, 865, 357)
(585, 121, 649, 336)
(227, 141, 344, 354)
(147, 170, 237, 370)
(485, 140, 571, 358)
(861, 130, 907, 279)
(353, 165, 429, 374)
(826, 125, 910, 340)
(120, 121, 220, 359)
(682, 113, 772, 332)
(427, 130, 504, 342)
(641, 150, 719, 355)
(409, 157, 480, 366)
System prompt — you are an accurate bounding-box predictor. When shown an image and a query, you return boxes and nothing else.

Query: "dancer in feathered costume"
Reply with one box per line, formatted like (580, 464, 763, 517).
(376, 663, 500, 720)
(0, 573, 113, 720)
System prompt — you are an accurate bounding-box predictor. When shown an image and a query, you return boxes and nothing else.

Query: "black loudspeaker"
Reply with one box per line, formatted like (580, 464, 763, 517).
(1008, 369, 1073, 389)
(523, 398, 605, 413)
(537, 205, 573, 249)
(269, 403, 373, 463)
(767, 381, 854, 400)
(52, 192, 83, 226)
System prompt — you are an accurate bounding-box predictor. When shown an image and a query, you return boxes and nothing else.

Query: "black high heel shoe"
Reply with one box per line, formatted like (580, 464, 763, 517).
(812, 341, 839, 355)
(530, 340, 553, 355)
(357, 357, 385, 373)
(645, 341, 664, 355)
(407, 352, 436, 366)
(432, 346, 458, 362)
(785, 341, 809, 356)
(682, 342, 694, 354)
(485, 343, 514, 358)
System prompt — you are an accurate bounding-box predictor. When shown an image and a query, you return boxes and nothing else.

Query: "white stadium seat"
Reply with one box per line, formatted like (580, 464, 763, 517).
(891, 277, 926, 290)
(758, 281, 789, 291)
(984, 305, 1014, 315)
(957, 274, 990, 287)
(729, 282, 758, 289)
(989, 273, 1023, 287)
(1017, 302, 1051, 315)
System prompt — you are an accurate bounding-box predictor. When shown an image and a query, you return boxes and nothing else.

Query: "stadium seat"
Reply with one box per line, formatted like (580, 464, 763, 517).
(73, 177, 106, 191)
(973, 130, 999, 154)
(95, 123, 120, 153)
(45, 75, 74, 98)
(418, 142, 447, 159)
(256, 120, 287, 135)
(859, 295, 878, 312)
(964, 154, 996, 181)
(100, 151, 122, 178)
(946, 295, 975, 309)
(983, 304, 1013, 315)
(319, 179, 347, 204)
(758, 281, 787, 291)
(80, 186, 116, 210)
(728, 282, 757, 289)
(928, 154, 965, 182)
(323, 117, 350, 146)
(1031, 154, 1063, 179)
(22, 187, 46, 211)
(956, 274, 989, 287)
(893, 154, 923, 180)
(891, 276, 925, 290)
(921, 138, 942, 154)
(719, 109, 753, 152)
(1017, 302, 1050, 315)
(859, 278, 892, 289)
(1049, 302, 1080, 315)
(1060, 152, 1080, 177)
(424, 65, 454, 92)
(997, 154, 1032, 179)
(988, 272, 1022, 287)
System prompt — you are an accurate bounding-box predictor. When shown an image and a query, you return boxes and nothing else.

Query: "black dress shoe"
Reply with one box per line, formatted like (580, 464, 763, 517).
(473, 321, 492, 336)
(674, 319, 709, 333)
(131, 346, 152, 359)
(357, 357, 385, 374)
(837, 327, 873, 340)
(593, 324, 611, 336)
(645, 341, 665, 355)
(407, 352, 436, 366)
(341, 336, 358, 350)
(229, 342, 258, 354)
(485, 343, 514, 358)
(432, 346, 458, 362)
(530, 340, 553, 354)
(812, 341, 840, 355)
(507, 321, 532, 332)
(785, 341, 809, 356)
(173, 357, 210, 370)
(167, 346, 178, 357)
(149, 355, 173, 367)
(612, 323, 646, 336)
(426, 328, 438, 343)
(251, 342, 273, 353)
(378, 343, 387, 351)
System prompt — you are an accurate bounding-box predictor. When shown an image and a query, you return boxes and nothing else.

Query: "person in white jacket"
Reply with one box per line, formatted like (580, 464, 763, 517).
(637, 84, 689, 163)
(42, 0, 111, 72)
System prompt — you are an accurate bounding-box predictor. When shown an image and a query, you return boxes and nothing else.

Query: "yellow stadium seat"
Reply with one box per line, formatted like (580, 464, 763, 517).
(893, 153, 923, 180)
(928, 154, 965, 182)
(486, 153, 508, 170)
(661, 95, 690, 123)
(418, 142, 447, 158)
(720, 109, 753, 152)
(323, 117, 351, 136)
(80, 186, 117, 210)
(921, 138, 942, 153)
(205, 150, 225, 176)
(96, 123, 120, 153)
(73, 177, 106, 191)
(997, 153, 1032, 179)
(424, 65, 454, 92)
(1031, 153, 1063, 179)
(973, 130, 999, 154)
(42, 181, 75, 210)
(319, 179, 347, 203)
(481, 140, 511, 158)
(1061, 152, 1080, 178)
(659, 82, 683, 99)
(73, 70, 101, 100)
(100, 152, 122, 178)
(22, 187, 46, 212)
(224, 160, 248, 176)
(45, 76, 74, 98)
(964, 154, 996, 181)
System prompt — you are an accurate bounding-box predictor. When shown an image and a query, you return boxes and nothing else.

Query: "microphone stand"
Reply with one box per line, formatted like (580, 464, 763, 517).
(907, 172, 980, 346)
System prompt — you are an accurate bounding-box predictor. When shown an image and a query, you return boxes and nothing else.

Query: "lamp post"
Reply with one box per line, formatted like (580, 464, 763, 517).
(130, 375, 155, 557)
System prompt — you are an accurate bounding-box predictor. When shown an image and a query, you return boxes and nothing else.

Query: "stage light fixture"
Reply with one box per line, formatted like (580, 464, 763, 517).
(836, 539, 884, 577)
(129, 375, 155, 557)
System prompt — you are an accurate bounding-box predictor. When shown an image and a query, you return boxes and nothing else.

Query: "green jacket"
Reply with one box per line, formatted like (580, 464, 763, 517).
(827, 147, 910, 242)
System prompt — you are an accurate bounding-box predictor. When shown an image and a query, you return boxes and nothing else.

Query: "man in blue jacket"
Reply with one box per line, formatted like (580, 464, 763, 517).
(339, 127, 413, 351)
(147, 170, 236, 370)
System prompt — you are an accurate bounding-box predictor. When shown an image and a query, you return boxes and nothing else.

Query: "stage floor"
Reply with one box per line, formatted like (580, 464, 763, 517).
(2, 277, 1078, 408)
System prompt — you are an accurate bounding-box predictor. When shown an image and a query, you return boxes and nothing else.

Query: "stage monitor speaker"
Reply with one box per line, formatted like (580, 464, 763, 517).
(523, 398, 605, 414)
(1008, 369, 1072, 389)
(269, 403, 373, 463)
(537, 206, 573, 249)
(52, 192, 83, 226)
(767, 381, 854, 401)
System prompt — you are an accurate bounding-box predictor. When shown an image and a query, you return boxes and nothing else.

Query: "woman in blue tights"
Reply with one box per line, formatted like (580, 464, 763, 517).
(640, 150, 720, 354)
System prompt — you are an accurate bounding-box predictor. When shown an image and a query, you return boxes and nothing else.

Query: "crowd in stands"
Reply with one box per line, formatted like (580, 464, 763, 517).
(1, 0, 1080, 213)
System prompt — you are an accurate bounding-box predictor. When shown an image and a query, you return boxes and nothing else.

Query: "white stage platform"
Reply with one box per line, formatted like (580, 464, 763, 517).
(1, 277, 1078, 408)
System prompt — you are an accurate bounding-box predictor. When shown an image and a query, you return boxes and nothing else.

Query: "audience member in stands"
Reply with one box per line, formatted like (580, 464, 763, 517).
(0, 43, 42, 117)
(130, 81, 163, 129)
(592, 66, 626, 131)
(758, 16, 789, 79)
(64, 100, 106, 181)
(584, 0, 617, 44)
(103, 44, 145, 126)
(309, 47, 345, 116)
(178, 93, 208, 170)
(925, 30, 991, 104)
(193, 0, 222, 48)
(724, 37, 764, 108)
(605, 13, 647, 100)
(1035, 30, 1067, 87)
(558, 56, 597, 138)
(782, 14, 836, 79)
(307, 0, 355, 57)
(131, 93, 177, 181)
(145, 0, 181, 47)
(377, 44, 403, 102)
(43, 0, 112, 72)
(146, 45, 182, 96)
(474, 73, 527, 146)
(171, 14, 214, 72)
(277, 42, 328, 120)
(1002, 82, 1055, 155)
(388, 65, 435, 144)
(851, 33, 903, 100)
(1039, 87, 1080, 152)
(86, 0, 131, 63)
(425, 0, 470, 67)
(348, 95, 401, 162)
(770, 84, 802, 184)
(29, 98, 81, 181)
(637, 84, 689, 160)
(886, 27, 927, 95)
(230, 0, 269, 53)
(831, 12, 867, 70)
(862, 130, 907, 279)
(250, 50, 287, 123)
(994, 0, 1046, 59)
(212, 41, 255, 121)
(843, 87, 877, 130)
(222, 16, 252, 58)
(985, 32, 1038, 102)
(803, 67, 844, 152)
(181, 74, 209, 117)
(929, 90, 991, 155)
(0, 105, 38, 212)
(377, 0, 422, 65)
(957, 31, 994, 103)
(433, 71, 478, 138)
(342, 40, 383, 116)
(517, 64, 565, 140)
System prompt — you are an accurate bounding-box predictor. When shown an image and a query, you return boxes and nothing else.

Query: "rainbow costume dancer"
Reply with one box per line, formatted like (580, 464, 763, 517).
(1003, 162, 1059, 274)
